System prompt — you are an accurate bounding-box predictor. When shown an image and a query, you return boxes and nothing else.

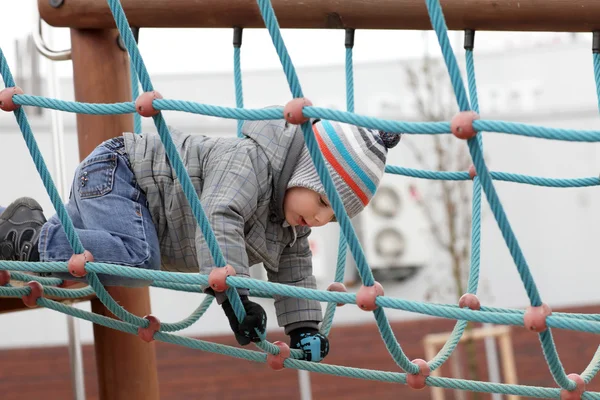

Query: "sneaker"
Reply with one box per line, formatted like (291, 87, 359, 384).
(0, 197, 46, 262)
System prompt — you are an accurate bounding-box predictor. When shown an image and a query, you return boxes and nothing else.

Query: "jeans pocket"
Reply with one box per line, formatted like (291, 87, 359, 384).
(77, 153, 118, 199)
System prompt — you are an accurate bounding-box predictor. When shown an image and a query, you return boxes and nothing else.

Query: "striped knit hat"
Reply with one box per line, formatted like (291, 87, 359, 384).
(287, 119, 401, 219)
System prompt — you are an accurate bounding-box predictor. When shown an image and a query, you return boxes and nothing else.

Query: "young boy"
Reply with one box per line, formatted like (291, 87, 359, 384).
(0, 117, 400, 362)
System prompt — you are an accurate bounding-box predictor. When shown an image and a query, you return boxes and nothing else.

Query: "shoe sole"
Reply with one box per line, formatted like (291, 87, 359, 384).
(0, 197, 44, 223)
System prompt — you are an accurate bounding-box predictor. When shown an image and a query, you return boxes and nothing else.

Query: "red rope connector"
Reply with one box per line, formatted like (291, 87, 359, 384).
(523, 303, 552, 332)
(22, 281, 44, 308)
(458, 293, 481, 311)
(326, 282, 348, 307)
(208, 265, 236, 293)
(267, 341, 290, 371)
(0, 86, 24, 112)
(468, 164, 477, 180)
(560, 373, 585, 400)
(138, 314, 161, 343)
(356, 281, 384, 311)
(406, 358, 430, 390)
(450, 111, 479, 140)
(68, 250, 94, 278)
(0, 270, 10, 286)
(283, 98, 312, 125)
(135, 91, 163, 117)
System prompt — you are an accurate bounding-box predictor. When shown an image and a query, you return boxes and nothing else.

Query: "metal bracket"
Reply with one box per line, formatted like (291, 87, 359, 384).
(33, 14, 72, 61)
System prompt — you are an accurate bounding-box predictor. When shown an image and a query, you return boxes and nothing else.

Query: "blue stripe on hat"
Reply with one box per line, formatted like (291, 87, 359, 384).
(320, 120, 376, 195)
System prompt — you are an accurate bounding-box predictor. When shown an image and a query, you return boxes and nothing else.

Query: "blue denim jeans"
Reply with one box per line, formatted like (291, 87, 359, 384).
(38, 137, 161, 287)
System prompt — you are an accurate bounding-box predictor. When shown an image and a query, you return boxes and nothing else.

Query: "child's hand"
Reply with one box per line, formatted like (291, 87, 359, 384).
(289, 327, 329, 362)
(221, 295, 267, 346)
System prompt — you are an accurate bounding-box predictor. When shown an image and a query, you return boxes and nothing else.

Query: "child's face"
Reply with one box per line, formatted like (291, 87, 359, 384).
(283, 187, 334, 228)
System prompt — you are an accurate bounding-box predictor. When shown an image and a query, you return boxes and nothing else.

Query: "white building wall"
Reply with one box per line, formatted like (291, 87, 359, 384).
(1, 39, 599, 349)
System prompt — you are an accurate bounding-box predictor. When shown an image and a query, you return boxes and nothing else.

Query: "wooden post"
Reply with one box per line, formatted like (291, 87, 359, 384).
(424, 337, 445, 400)
(423, 325, 519, 400)
(70, 28, 159, 400)
(40, 0, 600, 32)
(499, 333, 520, 400)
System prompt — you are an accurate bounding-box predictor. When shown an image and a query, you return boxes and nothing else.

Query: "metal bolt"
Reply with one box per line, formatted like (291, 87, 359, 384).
(117, 28, 139, 52)
(117, 35, 127, 52)
(49, 0, 65, 8)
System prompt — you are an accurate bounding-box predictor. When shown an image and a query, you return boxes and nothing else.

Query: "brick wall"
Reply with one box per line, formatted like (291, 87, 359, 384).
(0, 304, 598, 400)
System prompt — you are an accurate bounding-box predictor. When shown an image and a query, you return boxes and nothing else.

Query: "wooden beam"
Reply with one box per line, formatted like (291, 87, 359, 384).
(498, 333, 520, 400)
(0, 298, 38, 314)
(0, 298, 98, 314)
(423, 326, 519, 400)
(39, 0, 600, 32)
(0, 295, 95, 314)
(423, 325, 510, 345)
(70, 28, 159, 400)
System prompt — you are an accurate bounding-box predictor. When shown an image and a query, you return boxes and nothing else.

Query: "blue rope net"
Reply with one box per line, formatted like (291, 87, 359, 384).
(1, 0, 600, 397)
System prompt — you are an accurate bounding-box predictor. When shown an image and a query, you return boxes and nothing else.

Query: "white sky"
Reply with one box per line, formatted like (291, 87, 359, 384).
(3, 2, 586, 79)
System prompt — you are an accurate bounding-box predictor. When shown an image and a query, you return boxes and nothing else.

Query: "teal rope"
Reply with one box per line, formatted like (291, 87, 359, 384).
(472, 120, 600, 142)
(322, 31, 356, 337)
(428, 321, 468, 372)
(13, 95, 135, 114)
(425, 0, 542, 306)
(0, 286, 29, 296)
(11, 93, 600, 142)
(0, 49, 85, 256)
(411, 33, 481, 362)
(50, 294, 600, 399)
(233, 27, 244, 138)
(161, 295, 214, 332)
(87, 272, 148, 327)
(0, 0, 598, 397)
(3, 282, 598, 399)
(6, 260, 600, 334)
(152, 281, 203, 293)
(426, 37, 483, 381)
(425, 0, 574, 391)
(252, 7, 414, 373)
(255, 0, 377, 294)
(106, 0, 226, 270)
(105, 0, 252, 329)
(130, 26, 141, 134)
(465, 45, 483, 295)
(345, 47, 355, 113)
(9, 272, 63, 286)
(593, 33, 600, 114)
(44, 297, 600, 399)
(40, 298, 138, 334)
(257, 0, 303, 98)
(424, 0, 470, 112)
(425, 44, 483, 371)
(43, 286, 95, 299)
(372, 307, 419, 374)
(386, 166, 600, 188)
(131, 58, 142, 134)
(582, 346, 600, 383)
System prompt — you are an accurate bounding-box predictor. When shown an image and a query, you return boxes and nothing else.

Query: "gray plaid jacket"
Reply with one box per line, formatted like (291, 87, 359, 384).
(123, 119, 322, 331)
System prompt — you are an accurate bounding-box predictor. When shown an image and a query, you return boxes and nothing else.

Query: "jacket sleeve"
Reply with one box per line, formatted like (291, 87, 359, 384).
(196, 144, 263, 300)
(267, 228, 323, 334)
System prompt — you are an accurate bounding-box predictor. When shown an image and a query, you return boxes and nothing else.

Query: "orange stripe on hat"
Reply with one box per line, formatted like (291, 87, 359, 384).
(313, 123, 369, 206)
